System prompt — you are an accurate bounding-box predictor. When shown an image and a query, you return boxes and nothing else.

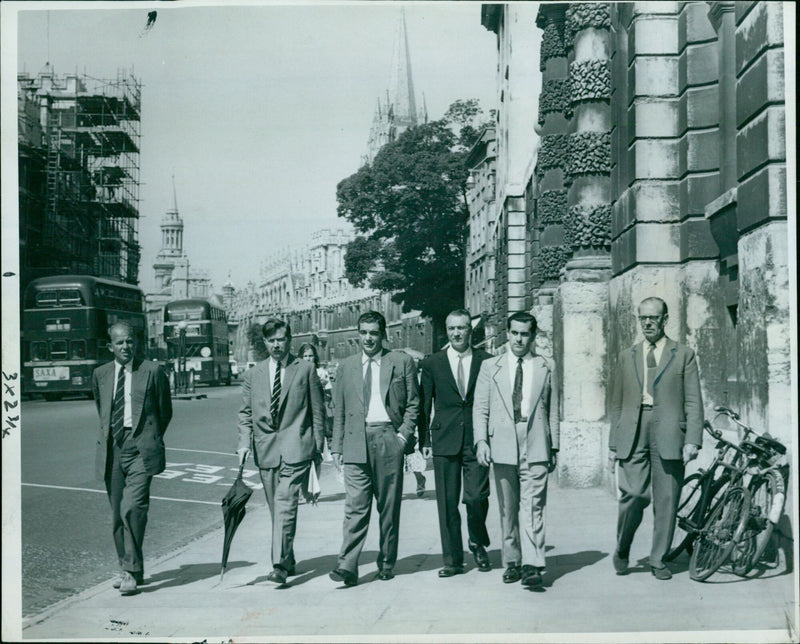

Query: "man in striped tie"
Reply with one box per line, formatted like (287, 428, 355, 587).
(92, 322, 172, 595)
(609, 297, 703, 580)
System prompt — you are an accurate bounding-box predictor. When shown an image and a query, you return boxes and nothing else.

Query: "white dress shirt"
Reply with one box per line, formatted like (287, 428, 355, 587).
(363, 353, 391, 423)
(113, 360, 133, 427)
(446, 345, 472, 398)
(641, 336, 667, 405)
(507, 350, 536, 420)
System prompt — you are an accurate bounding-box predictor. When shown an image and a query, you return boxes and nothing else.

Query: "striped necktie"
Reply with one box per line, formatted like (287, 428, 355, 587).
(512, 357, 523, 423)
(457, 354, 466, 400)
(271, 362, 281, 425)
(111, 366, 126, 445)
(646, 343, 657, 398)
(363, 359, 373, 412)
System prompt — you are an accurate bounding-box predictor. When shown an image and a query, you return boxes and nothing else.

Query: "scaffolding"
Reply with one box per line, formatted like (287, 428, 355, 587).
(17, 67, 142, 285)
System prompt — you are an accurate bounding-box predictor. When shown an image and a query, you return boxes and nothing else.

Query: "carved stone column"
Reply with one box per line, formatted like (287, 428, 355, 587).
(554, 2, 613, 487)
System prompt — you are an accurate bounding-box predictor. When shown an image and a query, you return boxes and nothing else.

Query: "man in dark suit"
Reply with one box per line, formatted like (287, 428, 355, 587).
(473, 312, 559, 589)
(237, 318, 325, 585)
(419, 308, 492, 577)
(329, 311, 419, 586)
(609, 297, 703, 580)
(92, 322, 172, 596)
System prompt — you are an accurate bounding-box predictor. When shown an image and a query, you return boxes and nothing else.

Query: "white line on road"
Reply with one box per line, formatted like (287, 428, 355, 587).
(22, 483, 221, 506)
(166, 447, 234, 457)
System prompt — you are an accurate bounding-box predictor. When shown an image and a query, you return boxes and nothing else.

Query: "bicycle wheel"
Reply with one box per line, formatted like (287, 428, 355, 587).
(665, 473, 704, 561)
(731, 470, 784, 576)
(690, 486, 751, 582)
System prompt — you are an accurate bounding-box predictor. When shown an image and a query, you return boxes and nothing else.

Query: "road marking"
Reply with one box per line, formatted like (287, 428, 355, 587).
(21, 483, 221, 506)
(166, 447, 234, 457)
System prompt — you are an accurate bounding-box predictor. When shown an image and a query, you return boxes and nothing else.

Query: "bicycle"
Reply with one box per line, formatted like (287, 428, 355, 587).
(688, 407, 787, 581)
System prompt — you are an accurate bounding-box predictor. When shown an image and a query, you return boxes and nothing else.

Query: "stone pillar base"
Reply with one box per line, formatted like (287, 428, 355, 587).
(555, 420, 607, 488)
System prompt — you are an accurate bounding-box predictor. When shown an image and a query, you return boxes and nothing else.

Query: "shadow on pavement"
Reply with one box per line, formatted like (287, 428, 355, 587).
(141, 561, 254, 592)
(541, 549, 608, 587)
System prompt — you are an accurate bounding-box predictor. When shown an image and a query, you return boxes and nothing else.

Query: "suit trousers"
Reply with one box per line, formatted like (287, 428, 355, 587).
(105, 429, 152, 574)
(338, 423, 405, 575)
(259, 460, 310, 572)
(493, 421, 549, 569)
(432, 442, 490, 567)
(616, 408, 684, 568)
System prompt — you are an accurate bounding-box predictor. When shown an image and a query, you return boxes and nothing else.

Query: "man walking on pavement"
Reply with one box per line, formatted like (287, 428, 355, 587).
(237, 318, 325, 585)
(609, 297, 703, 580)
(419, 308, 492, 577)
(473, 312, 559, 589)
(92, 322, 172, 596)
(329, 311, 419, 586)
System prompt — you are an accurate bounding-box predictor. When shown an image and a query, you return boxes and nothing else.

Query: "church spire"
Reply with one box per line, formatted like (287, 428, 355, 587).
(388, 8, 418, 128)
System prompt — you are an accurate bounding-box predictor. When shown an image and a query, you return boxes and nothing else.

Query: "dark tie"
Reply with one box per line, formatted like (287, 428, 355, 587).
(512, 357, 523, 423)
(457, 354, 466, 400)
(111, 366, 126, 445)
(363, 359, 373, 412)
(646, 343, 657, 398)
(271, 362, 281, 425)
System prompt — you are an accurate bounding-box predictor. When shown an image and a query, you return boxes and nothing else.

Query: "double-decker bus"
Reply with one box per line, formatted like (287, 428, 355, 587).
(163, 298, 231, 386)
(22, 275, 146, 400)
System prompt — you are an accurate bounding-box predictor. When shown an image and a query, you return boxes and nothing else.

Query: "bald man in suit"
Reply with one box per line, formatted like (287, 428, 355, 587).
(92, 322, 172, 595)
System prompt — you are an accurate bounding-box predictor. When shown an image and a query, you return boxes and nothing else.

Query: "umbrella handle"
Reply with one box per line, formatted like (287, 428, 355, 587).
(237, 462, 246, 479)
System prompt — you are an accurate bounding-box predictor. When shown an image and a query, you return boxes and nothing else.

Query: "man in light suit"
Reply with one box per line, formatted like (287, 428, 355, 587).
(609, 297, 703, 580)
(92, 322, 172, 596)
(473, 312, 559, 589)
(419, 308, 492, 577)
(238, 318, 325, 585)
(329, 311, 419, 586)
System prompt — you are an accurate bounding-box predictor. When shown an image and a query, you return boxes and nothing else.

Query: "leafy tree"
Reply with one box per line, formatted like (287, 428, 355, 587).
(444, 98, 496, 151)
(246, 322, 268, 361)
(337, 116, 472, 343)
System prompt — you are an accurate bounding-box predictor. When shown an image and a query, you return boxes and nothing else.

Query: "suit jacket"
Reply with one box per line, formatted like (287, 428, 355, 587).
(418, 348, 491, 456)
(237, 354, 325, 469)
(473, 353, 559, 465)
(331, 349, 419, 463)
(92, 358, 173, 480)
(609, 337, 703, 460)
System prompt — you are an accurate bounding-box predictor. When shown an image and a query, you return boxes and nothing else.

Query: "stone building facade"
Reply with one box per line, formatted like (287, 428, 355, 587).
(480, 2, 791, 489)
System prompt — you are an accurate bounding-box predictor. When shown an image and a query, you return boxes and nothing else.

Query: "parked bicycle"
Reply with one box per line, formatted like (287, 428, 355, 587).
(673, 406, 787, 582)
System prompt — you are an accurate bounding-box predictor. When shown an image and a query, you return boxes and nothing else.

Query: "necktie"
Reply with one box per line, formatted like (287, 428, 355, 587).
(271, 362, 281, 425)
(457, 354, 466, 399)
(111, 365, 126, 445)
(646, 343, 657, 398)
(512, 357, 523, 423)
(363, 359, 373, 412)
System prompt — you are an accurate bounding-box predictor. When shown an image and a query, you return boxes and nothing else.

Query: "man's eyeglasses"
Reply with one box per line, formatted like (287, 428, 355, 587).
(638, 315, 664, 323)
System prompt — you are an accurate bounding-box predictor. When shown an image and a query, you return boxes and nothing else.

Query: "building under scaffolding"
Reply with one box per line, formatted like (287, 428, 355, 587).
(17, 67, 142, 290)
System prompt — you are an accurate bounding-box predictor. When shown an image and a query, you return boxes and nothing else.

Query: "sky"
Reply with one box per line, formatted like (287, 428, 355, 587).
(15, 1, 499, 294)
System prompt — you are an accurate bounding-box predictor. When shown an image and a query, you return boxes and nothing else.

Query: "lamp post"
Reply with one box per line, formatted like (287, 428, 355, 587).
(177, 319, 187, 394)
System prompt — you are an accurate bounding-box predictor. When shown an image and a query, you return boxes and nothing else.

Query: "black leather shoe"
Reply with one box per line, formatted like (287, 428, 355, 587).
(502, 565, 521, 583)
(329, 568, 358, 587)
(520, 565, 543, 588)
(377, 568, 395, 581)
(612, 552, 629, 575)
(650, 565, 672, 580)
(266, 568, 288, 585)
(471, 544, 491, 572)
(114, 570, 143, 589)
(438, 565, 465, 578)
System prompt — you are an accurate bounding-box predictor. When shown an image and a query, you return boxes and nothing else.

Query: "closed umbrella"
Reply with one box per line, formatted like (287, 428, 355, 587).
(220, 462, 253, 581)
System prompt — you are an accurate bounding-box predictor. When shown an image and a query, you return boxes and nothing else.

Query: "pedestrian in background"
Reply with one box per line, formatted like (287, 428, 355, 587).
(419, 308, 493, 578)
(473, 312, 559, 590)
(237, 319, 325, 586)
(92, 322, 173, 596)
(329, 311, 419, 587)
(609, 297, 703, 580)
(298, 342, 334, 459)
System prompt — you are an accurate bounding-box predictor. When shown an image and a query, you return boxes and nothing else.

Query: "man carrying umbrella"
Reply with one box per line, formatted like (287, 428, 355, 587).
(237, 318, 325, 585)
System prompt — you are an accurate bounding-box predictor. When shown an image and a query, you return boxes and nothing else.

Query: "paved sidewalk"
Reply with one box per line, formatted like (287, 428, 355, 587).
(21, 463, 798, 641)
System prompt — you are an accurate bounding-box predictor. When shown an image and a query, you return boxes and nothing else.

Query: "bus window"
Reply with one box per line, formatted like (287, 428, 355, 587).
(50, 340, 68, 360)
(70, 340, 87, 359)
(58, 289, 82, 306)
(32, 341, 48, 360)
(36, 291, 58, 307)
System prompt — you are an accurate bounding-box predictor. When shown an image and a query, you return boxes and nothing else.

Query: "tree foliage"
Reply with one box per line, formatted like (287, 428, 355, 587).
(337, 117, 471, 337)
(246, 322, 267, 361)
